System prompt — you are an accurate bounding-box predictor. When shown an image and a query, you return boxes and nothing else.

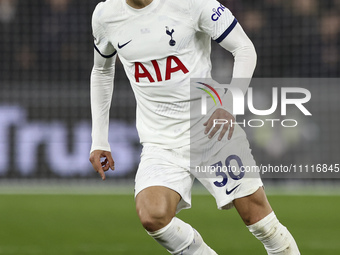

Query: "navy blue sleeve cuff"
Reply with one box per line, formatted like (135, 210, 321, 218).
(94, 44, 117, 58)
(214, 18, 238, 44)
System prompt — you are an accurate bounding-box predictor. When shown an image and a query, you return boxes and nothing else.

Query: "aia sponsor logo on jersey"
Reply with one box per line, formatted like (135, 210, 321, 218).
(211, 3, 226, 21)
(134, 56, 189, 83)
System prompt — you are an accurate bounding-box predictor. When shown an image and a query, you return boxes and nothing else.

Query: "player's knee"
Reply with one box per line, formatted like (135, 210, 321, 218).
(232, 203, 266, 226)
(137, 205, 173, 232)
(241, 211, 264, 226)
(234, 187, 273, 226)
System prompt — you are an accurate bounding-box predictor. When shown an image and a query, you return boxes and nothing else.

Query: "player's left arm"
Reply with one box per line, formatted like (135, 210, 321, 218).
(204, 23, 257, 140)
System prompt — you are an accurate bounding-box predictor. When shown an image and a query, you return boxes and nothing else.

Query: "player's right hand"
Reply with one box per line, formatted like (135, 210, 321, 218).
(89, 150, 115, 180)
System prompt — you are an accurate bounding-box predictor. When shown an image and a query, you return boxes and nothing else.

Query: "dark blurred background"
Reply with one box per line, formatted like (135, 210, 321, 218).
(0, 0, 339, 180)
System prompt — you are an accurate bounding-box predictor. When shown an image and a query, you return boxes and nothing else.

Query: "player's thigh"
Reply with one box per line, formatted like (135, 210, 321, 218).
(136, 186, 181, 224)
(232, 187, 272, 226)
(135, 145, 194, 214)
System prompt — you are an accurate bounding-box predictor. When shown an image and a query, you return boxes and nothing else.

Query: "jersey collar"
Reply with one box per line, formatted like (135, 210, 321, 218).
(123, 0, 160, 13)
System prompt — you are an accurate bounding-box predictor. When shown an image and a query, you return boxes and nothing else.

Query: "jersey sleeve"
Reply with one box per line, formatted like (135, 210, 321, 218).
(195, 0, 238, 43)
(92, 2, 116, 58)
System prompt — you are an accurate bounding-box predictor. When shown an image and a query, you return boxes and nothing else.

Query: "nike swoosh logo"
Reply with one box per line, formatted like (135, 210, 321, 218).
(226, 184, 240, 195)
(118, 40, 132, 49)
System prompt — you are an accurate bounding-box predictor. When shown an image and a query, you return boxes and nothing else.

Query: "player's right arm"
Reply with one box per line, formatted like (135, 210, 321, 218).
(194, 0, 257, 140)
(89, 3, 117, 180)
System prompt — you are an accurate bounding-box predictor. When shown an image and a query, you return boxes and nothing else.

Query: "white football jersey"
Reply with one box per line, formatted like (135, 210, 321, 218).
(92, 0, 238, 148)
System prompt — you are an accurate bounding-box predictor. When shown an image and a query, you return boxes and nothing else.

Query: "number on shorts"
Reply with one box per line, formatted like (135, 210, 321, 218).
(213, 155, 245, 188)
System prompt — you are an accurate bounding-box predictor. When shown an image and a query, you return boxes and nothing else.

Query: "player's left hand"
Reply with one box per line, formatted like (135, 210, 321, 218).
(204, 108, 235, 141)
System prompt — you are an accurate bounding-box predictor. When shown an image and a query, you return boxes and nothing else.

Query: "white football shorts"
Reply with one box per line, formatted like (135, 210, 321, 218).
(134, 125, 263, 213)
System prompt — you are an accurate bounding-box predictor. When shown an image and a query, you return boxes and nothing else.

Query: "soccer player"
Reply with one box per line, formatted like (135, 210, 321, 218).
(89, 0, 301, 254)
